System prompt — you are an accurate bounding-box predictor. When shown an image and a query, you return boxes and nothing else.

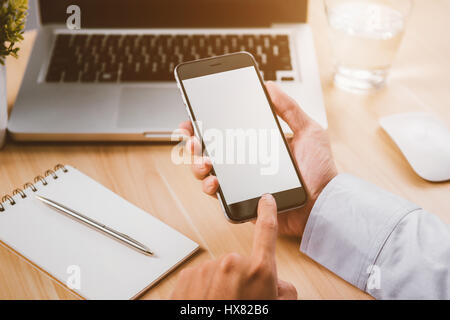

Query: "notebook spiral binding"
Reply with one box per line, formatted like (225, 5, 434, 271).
(0, 164, 69, 213)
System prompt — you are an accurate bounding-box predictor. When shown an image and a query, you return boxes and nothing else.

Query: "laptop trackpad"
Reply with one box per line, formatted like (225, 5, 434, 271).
(117, 87, 185, 129)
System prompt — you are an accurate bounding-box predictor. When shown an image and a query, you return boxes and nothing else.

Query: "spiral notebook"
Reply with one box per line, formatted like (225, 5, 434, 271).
(0, 165, 199, 300)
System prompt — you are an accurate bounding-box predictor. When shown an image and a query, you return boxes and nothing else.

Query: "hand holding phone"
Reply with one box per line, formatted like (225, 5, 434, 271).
(176, 53, 308, 222)
(180, 80, 338, 235)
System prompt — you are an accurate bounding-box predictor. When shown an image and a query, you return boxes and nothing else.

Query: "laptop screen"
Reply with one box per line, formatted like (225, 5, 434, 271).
(39, 0, 308, 28)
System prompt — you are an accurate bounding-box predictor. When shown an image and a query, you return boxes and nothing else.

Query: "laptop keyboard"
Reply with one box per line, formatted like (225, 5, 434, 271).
(46, 33, 294, 83)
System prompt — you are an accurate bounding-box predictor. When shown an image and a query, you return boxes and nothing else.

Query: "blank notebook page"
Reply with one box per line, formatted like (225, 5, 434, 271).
(0, 166, 199, 299)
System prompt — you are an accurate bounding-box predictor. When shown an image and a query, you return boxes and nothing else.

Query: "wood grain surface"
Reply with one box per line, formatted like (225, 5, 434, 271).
(0, 0, 448, 299)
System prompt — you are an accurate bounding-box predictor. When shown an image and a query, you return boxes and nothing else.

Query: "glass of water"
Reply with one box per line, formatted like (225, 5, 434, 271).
(325, 0, 413, 92)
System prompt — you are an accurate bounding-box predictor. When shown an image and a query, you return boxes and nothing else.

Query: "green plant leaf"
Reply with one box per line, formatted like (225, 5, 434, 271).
(0, 0, 29, 63)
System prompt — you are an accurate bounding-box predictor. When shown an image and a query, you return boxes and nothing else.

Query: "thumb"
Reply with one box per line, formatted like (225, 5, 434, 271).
(265, 81, 311, 135)
(277, 279, 298, 300)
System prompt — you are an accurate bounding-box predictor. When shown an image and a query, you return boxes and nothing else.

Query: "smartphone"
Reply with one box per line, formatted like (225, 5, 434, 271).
(175, 52, 307, 223)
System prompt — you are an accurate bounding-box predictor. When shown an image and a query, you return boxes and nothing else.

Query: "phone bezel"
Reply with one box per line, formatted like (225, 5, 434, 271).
(175, 52, 307, 223)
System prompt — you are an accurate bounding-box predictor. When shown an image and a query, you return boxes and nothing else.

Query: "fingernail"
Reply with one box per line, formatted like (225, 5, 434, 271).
(262, 194, 274, 201)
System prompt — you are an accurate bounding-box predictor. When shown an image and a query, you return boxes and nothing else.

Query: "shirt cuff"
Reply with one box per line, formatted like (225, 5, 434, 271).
(300, 173, 420, 290)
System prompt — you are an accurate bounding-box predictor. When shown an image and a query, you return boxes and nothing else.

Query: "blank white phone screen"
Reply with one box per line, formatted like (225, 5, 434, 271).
(182, 66, 301, 205)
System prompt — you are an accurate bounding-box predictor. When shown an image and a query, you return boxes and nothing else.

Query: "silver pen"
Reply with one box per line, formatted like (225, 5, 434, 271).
(35, 195, 154, 256)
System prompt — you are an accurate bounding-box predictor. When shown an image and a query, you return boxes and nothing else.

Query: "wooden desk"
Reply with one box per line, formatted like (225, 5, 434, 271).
(1, 0, 449, 299)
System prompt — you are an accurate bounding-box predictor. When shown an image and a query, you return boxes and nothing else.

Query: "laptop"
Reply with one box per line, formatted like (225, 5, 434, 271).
(8, 0, 327, 141)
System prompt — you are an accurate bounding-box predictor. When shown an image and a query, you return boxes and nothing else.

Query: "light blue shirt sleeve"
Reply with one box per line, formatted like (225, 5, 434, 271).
(300, 173, 450, 299)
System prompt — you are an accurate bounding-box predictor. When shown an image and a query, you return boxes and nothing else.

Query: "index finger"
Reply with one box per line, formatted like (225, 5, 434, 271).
(251, 194, 278, 264)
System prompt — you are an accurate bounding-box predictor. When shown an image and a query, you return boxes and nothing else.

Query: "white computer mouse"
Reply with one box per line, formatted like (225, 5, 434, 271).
(379, 112, 450, 182)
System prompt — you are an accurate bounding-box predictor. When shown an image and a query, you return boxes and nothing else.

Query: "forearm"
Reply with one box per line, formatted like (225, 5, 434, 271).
(300, 174, 450, 299)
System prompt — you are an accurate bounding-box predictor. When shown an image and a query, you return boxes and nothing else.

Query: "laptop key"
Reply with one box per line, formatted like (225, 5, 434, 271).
(263, 71, 277, 81)
(73, 34, 88, 47)
(46, 70, 63, 82)
(63, 70, 80, 82)
(80, 72, 97, 82)
(99, 72, 118, 82)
